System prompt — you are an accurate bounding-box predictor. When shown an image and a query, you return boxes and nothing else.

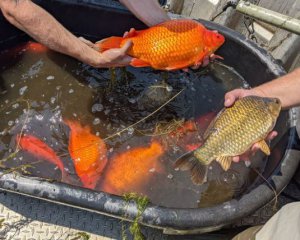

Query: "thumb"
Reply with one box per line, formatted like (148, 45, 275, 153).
(120, 40, 133, 54)
(224, 89, 246, 107)
(224, 92, 237, 107)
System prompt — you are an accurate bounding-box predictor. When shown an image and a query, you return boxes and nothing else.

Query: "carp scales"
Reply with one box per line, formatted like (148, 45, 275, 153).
(97, 19, 225, 70)
(174, 96, 281, 185)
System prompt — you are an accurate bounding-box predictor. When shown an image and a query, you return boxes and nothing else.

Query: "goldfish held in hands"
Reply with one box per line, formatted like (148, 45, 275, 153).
(175, 96, 281, 185)
(17, 134, 69, 182)
(100, 140, 164, 195)
(97, 19, 225, 70)
(65, 120, 108, 189)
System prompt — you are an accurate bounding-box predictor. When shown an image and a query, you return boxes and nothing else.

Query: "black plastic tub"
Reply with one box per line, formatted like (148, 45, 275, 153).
(0, 0, 300, 235)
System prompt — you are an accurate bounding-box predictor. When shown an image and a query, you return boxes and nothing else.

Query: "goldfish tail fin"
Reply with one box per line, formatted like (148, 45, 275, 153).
(174, 151, 208, 185)
(96, 37, 123, 52)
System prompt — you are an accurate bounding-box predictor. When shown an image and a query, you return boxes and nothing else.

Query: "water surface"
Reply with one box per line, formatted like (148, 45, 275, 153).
(0, 42, 264, 208)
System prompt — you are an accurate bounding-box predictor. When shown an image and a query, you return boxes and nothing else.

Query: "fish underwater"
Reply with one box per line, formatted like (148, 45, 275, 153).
(97, 19, 225, 70)
(174, 96, 281, 185)
(65, 120, 108, 189)
(100, 140, 164, 195)
(17, 134, 69, 182)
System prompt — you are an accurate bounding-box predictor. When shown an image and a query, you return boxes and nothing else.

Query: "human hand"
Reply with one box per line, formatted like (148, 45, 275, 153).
(78, 36, 133, 68)
(224, 88, 278, 163)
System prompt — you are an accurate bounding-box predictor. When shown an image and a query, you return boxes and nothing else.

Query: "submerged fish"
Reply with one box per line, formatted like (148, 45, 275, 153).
(174, 96, 281, 185)
(100, 140, 164, 195)
(65, 120, 108, 189)
(97, 19, 225, 70)
(26, 41, 48, 53)
(198, 180, 234, 208)
(17, 134, 69, 181)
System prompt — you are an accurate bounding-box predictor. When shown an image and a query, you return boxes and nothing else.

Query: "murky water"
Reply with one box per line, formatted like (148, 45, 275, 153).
(0, 42, 265, 208)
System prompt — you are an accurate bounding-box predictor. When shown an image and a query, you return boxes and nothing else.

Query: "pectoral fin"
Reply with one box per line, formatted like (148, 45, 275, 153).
(130, 58, 151, 67)
(174, 151, 208, 185)
(257, 140, 270, 155)
(216, 156, 232, 171)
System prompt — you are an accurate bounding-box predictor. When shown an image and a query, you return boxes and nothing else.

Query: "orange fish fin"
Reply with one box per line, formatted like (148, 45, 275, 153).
(130, 58, 151, 67)
(216, 156, 232, 171)
(80, 173, 97, 189)
(124, 28, 138, 38)
(64, 119, 91, 133)
(96, 36, 123, 52)
(165, 62, 192, 71)
(174, 151, 208, 185)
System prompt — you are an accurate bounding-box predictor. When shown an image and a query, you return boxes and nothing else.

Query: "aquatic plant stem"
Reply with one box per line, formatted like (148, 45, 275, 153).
(104, 89, 184, 141)
(56, 88, 184, 158)
(251, 167, 278, 211)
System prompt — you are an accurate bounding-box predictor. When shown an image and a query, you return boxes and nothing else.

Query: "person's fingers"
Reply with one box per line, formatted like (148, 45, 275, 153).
(79, 36, 99, 50)
(123, 31, 129, 38)
(202, 56, 210, 67)
(267, 131, 278, 141)
(250, 143, 260, 152)
(120, 40, 133, 54)
(224, 89, 241, 107)
(232, 156, 240, 163)
(191, 64, 201, 70)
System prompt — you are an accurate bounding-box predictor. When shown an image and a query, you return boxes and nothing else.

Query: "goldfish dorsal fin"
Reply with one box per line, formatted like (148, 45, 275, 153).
(130, 58, 151, 67)
(216, 156, 232, 171)
(257, 140, 270, 155)
(96, 37, 123, 52)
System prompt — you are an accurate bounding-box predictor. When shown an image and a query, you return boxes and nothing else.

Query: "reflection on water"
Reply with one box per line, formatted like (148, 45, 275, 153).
(0, 41, 275, 208)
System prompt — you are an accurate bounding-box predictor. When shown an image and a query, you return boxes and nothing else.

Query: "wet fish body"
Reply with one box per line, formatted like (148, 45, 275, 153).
(97, 19, 225, 70)
(100, 140, 164, 195)
(17, 134, 68, 181)
(175, 96, 281, 185)
(65, 120, 108, 189)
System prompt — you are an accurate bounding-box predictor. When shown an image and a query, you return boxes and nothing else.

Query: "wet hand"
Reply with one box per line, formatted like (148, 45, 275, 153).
(224, 88, 278, 163)
(79, 36, 133, 68)
(97, 40, 133, 68)
(232, 131, 278, 163)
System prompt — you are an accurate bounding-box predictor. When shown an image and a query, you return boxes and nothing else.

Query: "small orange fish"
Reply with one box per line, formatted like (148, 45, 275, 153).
(65, 120, 108, 189)
(26, 41, 48, 53)
(97, 19, 225, 70)
(100, 140, 164, 195)
(17, 134, 69, 181)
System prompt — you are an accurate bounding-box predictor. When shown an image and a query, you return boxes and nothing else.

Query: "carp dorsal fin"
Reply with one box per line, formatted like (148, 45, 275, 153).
(174, 151, 208, 185)
(257, 140, 270, 155)
(203, 109, 224, 140)
(216, 156, 232, 171)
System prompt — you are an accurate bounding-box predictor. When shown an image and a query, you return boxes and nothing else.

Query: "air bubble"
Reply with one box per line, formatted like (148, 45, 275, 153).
(92, 103, 103, 113)
(93, 118, 101, 125)
(46, 75, 55, 80)
(19, 86, 28, 95)
(167, 174, 173, 179)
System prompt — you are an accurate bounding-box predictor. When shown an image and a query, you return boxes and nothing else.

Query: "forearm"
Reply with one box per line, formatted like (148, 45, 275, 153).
(120, 0, 170, 26)
(253, 68, 300, 109)
(0, 0, 101, 66)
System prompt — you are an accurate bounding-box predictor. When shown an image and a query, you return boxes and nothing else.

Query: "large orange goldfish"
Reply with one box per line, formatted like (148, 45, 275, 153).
(97, 19, 225, 70)
(17, 134, 69, 182)
(99, 140, 164, 195)
(65, 120, 108, 189)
